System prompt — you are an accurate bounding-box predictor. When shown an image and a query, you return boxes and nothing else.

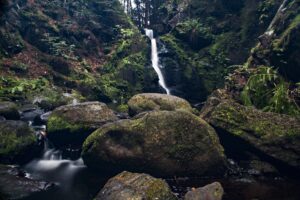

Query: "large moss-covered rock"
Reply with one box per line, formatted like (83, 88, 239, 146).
(0, 120, 39, 164)
(128, 93, 194, 116)
(95, 171, 177, 200)
(201, 97, 300, 170)
(47, 102, 118, 147)
(184, 182, 224, 200)
(82, 110, 227, 176)
(0, 101, 20, 120)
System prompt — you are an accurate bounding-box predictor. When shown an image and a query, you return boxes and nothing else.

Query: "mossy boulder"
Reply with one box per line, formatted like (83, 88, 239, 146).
(47, 102, 118, 147)
(201, 97, 300, 170)
(127, 93, 194, 116)
(0, 101, 20, 120)
(0, 121, 39, 164)
(184, 182, 224, 200)
(95, 171, 177, 200)
(82, 110, 227, 176)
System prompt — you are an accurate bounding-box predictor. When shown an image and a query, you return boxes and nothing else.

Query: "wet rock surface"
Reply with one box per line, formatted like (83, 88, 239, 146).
(82, 110, 227, 176)
(0, 165, 56, 200)
(95, 171, 177, 200)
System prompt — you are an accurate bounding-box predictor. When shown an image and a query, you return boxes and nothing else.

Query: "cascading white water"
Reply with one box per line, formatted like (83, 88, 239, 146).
(25, 138, 85, 186)
(145, 29, 171, 95)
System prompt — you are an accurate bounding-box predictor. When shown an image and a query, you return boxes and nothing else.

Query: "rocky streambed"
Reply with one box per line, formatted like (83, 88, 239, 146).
(0, 93, 300, 200)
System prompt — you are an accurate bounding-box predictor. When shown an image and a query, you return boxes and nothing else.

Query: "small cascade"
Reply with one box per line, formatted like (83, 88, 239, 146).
(145, 28, 171, 95)
(25, 138, 85, 186)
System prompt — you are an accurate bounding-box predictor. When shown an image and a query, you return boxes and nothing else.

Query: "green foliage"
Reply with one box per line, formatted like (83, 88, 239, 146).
(117, 104, 129, 113)
(10, 61, 28, 73)
(98, 26, 149, 103)
(174, 19, 213, 50)
(120, 28, 135, 38)
(241, 66, 300, 116)
(0, 76, 74, 108)
(41, 36, 77, 60)
(0, 76, 48, 98)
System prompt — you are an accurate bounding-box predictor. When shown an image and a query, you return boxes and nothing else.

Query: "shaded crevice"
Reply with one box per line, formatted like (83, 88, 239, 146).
(214, 126, 300, 178)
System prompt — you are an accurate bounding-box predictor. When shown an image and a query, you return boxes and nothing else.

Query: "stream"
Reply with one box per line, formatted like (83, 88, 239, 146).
(15, 108, 300, 200)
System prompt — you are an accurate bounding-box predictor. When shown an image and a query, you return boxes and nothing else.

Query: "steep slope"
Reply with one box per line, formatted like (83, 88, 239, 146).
(0, 0, 155, 108)
(226, 0, 300, 116)
(151, 0, 283, 103)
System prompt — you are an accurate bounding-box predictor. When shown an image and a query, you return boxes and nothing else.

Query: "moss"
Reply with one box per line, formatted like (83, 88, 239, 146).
(0, 121, 36, 162)
(82, 110, 226, 176)
(209, 100, 300, 139)
(97, 26, 150, 103)
(213, 104, 247, 128)
(0, 132, 35, 156)
(47, 115, 71, 133)
(145, 179, 176, 200)
(47, 115, 89, 135)
(270, 13, 300, 57)
(116, 104, 129, 113)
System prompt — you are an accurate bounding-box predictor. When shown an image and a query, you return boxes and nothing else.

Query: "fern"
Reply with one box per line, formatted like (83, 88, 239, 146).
(241, 66, 279, 108)
(240, 66, 300, 116)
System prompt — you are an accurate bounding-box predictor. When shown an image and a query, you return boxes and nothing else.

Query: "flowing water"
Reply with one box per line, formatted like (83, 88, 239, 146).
(23, 138, 106, 200)
(25, 139, 85, 184)
(145, 29, 171, 95)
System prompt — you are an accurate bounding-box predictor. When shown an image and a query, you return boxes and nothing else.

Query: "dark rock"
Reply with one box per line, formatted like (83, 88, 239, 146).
(128, 93, 194, 116)
(95, 171, 177, 200)
(39, 111, 52, 123)
(247, 160, 279, 176)
(47, 102, 118, 147)
(0, 120, 40, 164)
(184, 182, 224, 200)
(82, 110, 227, 176)
(0, 101, 20, 120)
(201, 95, 300, 171)
(19, 104, 44, 123)
(248, 1, 300, 82)
(0, 165, 56, 200)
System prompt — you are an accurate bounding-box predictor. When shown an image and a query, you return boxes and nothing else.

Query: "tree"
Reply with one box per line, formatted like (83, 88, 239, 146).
(120, 0, 164, 28)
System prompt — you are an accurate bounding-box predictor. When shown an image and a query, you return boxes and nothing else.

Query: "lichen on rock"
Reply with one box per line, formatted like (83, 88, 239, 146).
(95, 171, 177, 200)
(128, 93, 194, 116)
(82, 110, 227, 176)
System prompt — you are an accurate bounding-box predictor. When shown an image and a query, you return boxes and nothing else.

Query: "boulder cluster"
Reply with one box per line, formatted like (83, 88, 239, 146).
(0, 91, 299, 199)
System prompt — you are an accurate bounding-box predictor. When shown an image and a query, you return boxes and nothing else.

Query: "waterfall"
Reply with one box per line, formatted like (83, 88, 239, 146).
(25, 138, 85, 187)
(145, 29, 171, 95)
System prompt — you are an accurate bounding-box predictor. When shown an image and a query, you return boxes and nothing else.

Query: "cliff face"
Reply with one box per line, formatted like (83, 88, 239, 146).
(249, 0, 300, 83)
(0, 0, 154, 106)
(153, 0, 283, 103)
(223, 0, 300, 116)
